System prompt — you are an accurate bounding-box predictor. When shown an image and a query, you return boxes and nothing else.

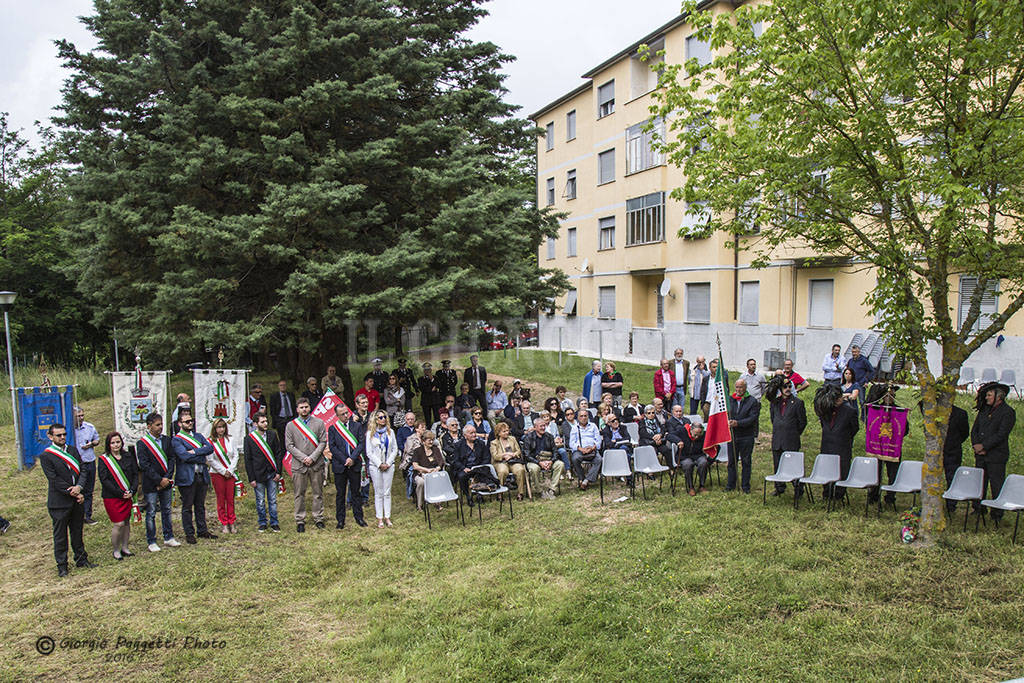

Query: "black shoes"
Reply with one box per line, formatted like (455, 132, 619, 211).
(258, 525, 267, 533)
(84, 518, 98, 526)
(0, 520, 10, 535)
(57, 565, 68, 577)
(297, 523, 305, 533)
(315, 521, 325, 530)
(355, 519, 368, 527)
(198, 531, 218, 539)
(185, 535, 197, 544)
(336, 523, 345, 530)
(270, 524, 281, 532)
(76, 560, 97, 568)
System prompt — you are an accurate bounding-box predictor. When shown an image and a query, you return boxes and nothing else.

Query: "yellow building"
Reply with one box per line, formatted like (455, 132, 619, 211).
(532, 2, 1021, 382)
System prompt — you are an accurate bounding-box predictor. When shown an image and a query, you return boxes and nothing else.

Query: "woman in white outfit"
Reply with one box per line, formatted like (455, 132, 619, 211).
(365, 409, 398, 528)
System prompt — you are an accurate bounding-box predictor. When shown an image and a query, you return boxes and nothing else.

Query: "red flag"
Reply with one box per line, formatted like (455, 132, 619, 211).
(702, 350, 732, 457)
(312, 389, 346, 431)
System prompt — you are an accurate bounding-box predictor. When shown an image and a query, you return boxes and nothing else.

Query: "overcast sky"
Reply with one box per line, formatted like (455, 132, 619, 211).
(0, 0, 682, 145)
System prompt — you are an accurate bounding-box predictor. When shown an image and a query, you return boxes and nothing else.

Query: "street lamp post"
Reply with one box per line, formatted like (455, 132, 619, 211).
(0, 291, 19, 470)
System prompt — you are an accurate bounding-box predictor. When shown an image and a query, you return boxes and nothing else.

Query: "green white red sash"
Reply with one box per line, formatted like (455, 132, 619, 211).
(99, 453, 131, 493)
(332, 421, 358, 449)
(212, 438, 232, 474)
(45, 445, 80, 475)
(250, 431, 277, 471)
(176, 432, 203, 449)
(139, 434, 169, 473)
(291, 418, 318, 447)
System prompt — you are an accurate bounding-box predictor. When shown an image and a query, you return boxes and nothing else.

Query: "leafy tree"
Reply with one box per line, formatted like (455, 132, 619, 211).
(57, 0, 566, 398)
(653, 0, 1024, 541)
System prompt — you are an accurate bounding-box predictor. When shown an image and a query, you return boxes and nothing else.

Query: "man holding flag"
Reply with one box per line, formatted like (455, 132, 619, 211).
(702, 342, 733, 475)
(244, 413, 284, 532)
(726, 378, 761, 494)
(327, 403, 368, 529)
(39, 423, 95, 577)
(286, 397, 328, 532)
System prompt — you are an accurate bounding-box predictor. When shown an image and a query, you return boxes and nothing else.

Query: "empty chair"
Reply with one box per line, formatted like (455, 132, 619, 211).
(981, 474, 1024, 544)
(799, 454, 841, 509)
(599, 449, 633, 504)
(422, 471, 464, 529)
(999, 369, 1021, 399)
(979, 368, 998, 385)
(958, 367, 976, 391)
(684, 414, 703, 426)
(624, 421, 640, 446)
(879, 460, 923, 511)
(942, 466, 985, 532)
(633, 445, 671, 499)
(763, 451, 805, 509)
(835, 457, 881, 516)
(472, 464, 513, 524)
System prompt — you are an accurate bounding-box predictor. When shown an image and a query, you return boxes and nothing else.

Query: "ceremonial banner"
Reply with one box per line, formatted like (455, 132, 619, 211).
(865, 404, 909, 462)
(311, 389, 346, 433)
(702, 349, 732, 457)
(192, 369, 248, 450)
(111, 370, 169, 446)
(16, 385, 76, 468)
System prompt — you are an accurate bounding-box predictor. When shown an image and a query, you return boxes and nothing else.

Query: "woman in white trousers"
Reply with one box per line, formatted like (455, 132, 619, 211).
(365, 409, 398, 527)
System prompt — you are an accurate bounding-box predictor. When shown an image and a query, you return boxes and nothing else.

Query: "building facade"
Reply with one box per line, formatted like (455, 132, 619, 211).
(532, 2, 1022, 381)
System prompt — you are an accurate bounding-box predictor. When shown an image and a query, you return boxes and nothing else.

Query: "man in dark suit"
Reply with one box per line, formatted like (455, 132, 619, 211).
(451, 424, 489, 502)
(171, 413, 216, 543)
(269, 379, 297, 440)
(243, 413, 285, 532)
(364, 358, 390, 396)
(464, 355, 487, 416)
(727, 378, 761, 493)
(436, 360, 459, 403)
(136, 412, 180, 551)
(418, 363, 441, 427)
(327, 403, 369, 529)
(816, 385, 860, 499)
(510, 399, 541, 441)
(39, 423, 95, 576)
(641, 404, 674, 465)
(393, 358, 417, 411)
(971, 382, 1017, 521)
(768, 378, 807, 496)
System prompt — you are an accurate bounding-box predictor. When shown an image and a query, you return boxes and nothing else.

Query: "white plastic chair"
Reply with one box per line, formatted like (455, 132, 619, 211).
(422, 471, 464, 529)
(981, 474, 1024, 543)
(763, 451, 805, 508)
(684, 414, 703, 426)
(710, 442, 729, 487)
(999, 369, 1021, 399)
(624, 421, 640, 446)
(472, 464, 513, 524)
(957, 367, 976, 392)
(980, 368, 998, 385)
(942, 466, 985, 532)
(835, 456, 881, 516)
(800, 454, 841, 510)
(633, 445, 671, 498)
(599, 449, 633, 504)
(879, 460, 923, 511)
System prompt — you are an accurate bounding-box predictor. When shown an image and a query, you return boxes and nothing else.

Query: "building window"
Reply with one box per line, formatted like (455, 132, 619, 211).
(958, 276, 999, 332)
(597, 80, 615, 118)
(630, 39, 665, 99)
(564, 289, 578, 316)
(626, 118, 665, 174)
(546, 177, 555, 206)
(685, 282, 711, 323)
(808, 279, 834, 328)
(566, 110, 576, 141)
(567, 227, 577, 257)
(685, 34, 713, 66)
(597, 149, 615, 185)
(626, 192, 665, 245)
(739, 281, 760, 324)
(598, 286, 616, 319)
(598, 216, 615, 250)
(545, 122, 554, 151)
(546, 236, 555, 260)
(680, 201, 712, 238)
(564, 169, 577, 200)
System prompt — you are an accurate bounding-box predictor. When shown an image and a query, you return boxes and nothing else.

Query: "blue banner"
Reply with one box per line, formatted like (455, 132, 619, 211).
(17, 385, 75, 468)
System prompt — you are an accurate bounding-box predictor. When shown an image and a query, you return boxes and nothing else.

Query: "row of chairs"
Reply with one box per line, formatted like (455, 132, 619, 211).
(957, 367, 1021, 398)
(765, 453, 1024, 542)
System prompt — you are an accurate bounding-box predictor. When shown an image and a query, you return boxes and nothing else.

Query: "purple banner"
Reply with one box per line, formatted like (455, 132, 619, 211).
(865, 405, 909, 462)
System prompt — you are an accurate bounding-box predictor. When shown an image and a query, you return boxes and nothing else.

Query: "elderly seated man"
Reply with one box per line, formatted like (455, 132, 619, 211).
(675, 422, 709, 496)
(522, 417, 565, 499)
(569, 409, 602, 490)
(638, 404, 673, 465)
(451, 424, 490, 502)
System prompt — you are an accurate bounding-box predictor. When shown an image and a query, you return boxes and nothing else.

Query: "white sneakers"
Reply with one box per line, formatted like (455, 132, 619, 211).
(164, 537, 181, 547)
(148, 543, 161, 552)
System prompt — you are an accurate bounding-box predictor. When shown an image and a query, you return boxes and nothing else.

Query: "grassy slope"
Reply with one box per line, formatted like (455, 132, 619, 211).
(0, 350, 1021, 681)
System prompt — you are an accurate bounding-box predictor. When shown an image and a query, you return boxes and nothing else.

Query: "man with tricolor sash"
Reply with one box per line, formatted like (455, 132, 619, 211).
(285, 397, 328, 532)
(243, 413, 284, 532)
(39, 423, 95, 577)
(171, 412, 216, 544)
(137, 413, 181, 552)
(327, 403, 368, 529)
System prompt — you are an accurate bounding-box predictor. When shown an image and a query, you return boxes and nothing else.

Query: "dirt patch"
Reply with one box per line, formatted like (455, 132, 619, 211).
(488, 373, 560, 405)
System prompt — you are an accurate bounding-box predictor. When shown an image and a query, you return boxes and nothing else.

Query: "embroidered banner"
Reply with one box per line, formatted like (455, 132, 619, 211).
(865, 404, 909, 462)
(192, 369, 248, 450)
(111, 370, 169, 446)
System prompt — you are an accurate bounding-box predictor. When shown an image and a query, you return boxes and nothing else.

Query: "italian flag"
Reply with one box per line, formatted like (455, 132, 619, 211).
(702, 350, 732, 457)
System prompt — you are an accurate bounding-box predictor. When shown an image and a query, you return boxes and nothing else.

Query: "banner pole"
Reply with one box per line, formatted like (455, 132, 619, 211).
(4, 310, 20, 470)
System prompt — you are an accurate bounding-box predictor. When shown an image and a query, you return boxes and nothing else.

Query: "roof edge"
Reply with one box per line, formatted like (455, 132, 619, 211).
(529, 80, 593, 122)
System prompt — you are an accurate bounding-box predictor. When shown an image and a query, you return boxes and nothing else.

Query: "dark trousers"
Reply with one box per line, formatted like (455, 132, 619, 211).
(973, 455, 1007, 520)
(470, 389, 487, 415)
(943, 454, 962, 511)
(178, 477, 210, 537)
(274, 414, 295, 444)
(868, 460, 899, 502)
(826, 452, 853, 499)
(727, 438, 754, 492)
(79, 461, 96, 520)
(680, 456, 708, 490)
(334, 466, 365, 526)
(771, 449, 803, 494)
(421, 403, 439, 427)
(49, 503, 87, 569)
(456, 469, 473, 499)
(689, 398, 702, 415)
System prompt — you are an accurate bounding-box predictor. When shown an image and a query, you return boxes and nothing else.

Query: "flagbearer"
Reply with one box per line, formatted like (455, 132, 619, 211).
(244, 413, 284, 532)
(327, 403, 368, 529)
(726, 378, 760, 494)
(39, 423, 95, 577)
(136, 413, 180, 552)
(97, 431, 138, 560)
(286, 397, 328, 532)
(172, 412, 217, 544)
(207, 418, 239, 534)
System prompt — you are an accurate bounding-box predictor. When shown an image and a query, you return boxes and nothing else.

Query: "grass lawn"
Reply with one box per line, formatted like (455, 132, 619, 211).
(0, 350, 1022, 680)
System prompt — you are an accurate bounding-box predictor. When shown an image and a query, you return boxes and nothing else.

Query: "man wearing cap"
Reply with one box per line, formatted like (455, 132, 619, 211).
(436, 360, 459, 401)
(464, 355, 488, 413)
(364, 359, 390, 396)
(509, 378, 524, 403)
(418, 363, 441, 426)
(393, 358, 417, 411)
(970, 382, 1017, 521)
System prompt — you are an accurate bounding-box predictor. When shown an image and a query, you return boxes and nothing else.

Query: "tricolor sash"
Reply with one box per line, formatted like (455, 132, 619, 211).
(250, 431, 277, 471)
(45, 445, 80, 475)
(332, 421, 358, 449)
(212, 438, 233, 476)
(139, 434, 169, 473)
(291, 418, 318, 447)
(99, 453, 131, 493)
(176, 432, 203, 449)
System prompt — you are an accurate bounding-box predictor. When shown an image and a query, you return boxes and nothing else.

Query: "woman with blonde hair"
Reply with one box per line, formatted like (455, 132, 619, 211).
(490, 421, 528, 501)
(365, 409, 398, 527)
(207, 417, 240, 534)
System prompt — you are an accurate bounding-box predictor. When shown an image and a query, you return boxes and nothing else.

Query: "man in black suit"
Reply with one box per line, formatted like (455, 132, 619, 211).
(510, 399, 541, 441)
(327, 403, 369, 529)
(364, 358, 390, 396)
(971, 382, 1017, 521)
(451, 424, 489, 502)
(464, 355, 488, 416)
(662, 404, 692, 466)
(39, 423, 95, 576)
(815, 385, 860, 499)
(768, 378, 807, 496)
(418, 363, 441, 427)
(136, 412, 180, 551)
(269, 379, 297, 441)
(726, 378, 761, 493)
(436, 360, 459, 403)
(243, 413, 285, 532)
(393, 358, 417, 411)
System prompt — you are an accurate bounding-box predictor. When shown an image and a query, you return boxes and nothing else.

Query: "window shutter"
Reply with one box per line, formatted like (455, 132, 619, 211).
(959, 276, 999, 332)
(740, 281, 759, 324)
(686, 283, 711, 323)
(563, 289, 578, 316)
(599, 286, 616, 318)
(808, 279, 834, 328)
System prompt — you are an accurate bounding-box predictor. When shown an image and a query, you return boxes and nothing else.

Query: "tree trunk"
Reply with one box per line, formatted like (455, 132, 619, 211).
(393, 325, 404, 359)
(916, 370, 955, 543)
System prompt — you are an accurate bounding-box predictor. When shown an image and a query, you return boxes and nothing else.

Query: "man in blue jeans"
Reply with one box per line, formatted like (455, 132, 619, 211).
(244, 413, 284, 532)
(135, 413, 181, 552)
